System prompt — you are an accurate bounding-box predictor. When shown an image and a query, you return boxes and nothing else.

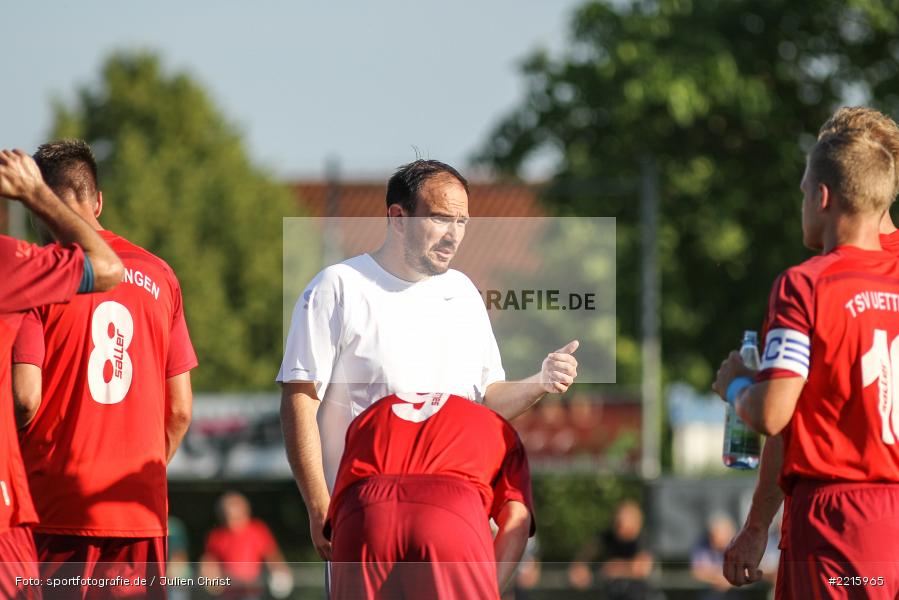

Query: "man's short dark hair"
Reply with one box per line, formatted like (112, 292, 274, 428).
(33, 139, 99, 202)
(385, 160, 469, 214)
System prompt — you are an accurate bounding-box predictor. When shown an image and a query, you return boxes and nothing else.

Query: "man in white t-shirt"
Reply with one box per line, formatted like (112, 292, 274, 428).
(278, 159, 579, 560)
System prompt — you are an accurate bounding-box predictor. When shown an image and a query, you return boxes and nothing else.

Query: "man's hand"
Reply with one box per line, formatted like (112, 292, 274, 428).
(0, 149, 44, 201)
(712, 351, 756, 401)
(723, 524, 767, 586)
(540, 340, 579, 393)
(309, 510, 332, 561)
(281, 382, 332, 561)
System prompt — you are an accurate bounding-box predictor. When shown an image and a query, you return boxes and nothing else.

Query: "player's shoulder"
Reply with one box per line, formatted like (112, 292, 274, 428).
(306, 255, 371, 292)
(784, 246, 899, 285)
(785, 252, 842, 281)
(329, 255, 372, 281)
(773, 253, 844, 295)
(442, 268, 481, 296)
(444, 268, 477, 287)
(881, 230, 899, 258)
(105, 231, 180, 281)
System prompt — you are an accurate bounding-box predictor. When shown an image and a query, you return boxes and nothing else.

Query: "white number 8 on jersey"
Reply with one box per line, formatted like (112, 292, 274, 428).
(88, 301, 134, 405)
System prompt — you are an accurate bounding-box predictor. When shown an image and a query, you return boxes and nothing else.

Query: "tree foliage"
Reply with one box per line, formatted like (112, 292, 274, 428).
(480, 0, 899, 388)
(52, 52, 301, 390)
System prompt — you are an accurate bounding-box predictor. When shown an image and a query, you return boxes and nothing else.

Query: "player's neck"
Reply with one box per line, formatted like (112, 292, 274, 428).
(72, 207, 103, 231)
(370, 244, 429, 283)
(823, 214, 883, 253)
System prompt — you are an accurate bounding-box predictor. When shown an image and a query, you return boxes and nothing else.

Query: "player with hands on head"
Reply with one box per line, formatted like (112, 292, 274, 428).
(10, 140, 197, 600)
(0, 148, 122, 289)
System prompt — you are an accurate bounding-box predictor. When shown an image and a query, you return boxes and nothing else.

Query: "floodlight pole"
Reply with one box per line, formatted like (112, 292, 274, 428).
(640, 157, 662, 479)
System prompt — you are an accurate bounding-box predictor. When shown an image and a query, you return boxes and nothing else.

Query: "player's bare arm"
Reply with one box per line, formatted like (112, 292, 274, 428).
(165, 372, 193, 463)
(0, 148, 123, 290)
(723, 435, 784, 586)
(485, 340, 579, 420)
(12, 363, 42, 429)
(280, 381, 332, 560)
(712, 350, 789, 585)
(493, 500, 531, 593)
(714, 350, 804, 435)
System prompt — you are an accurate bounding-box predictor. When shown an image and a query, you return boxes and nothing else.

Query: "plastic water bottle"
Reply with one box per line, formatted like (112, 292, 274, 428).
(722, 331, 762, 469)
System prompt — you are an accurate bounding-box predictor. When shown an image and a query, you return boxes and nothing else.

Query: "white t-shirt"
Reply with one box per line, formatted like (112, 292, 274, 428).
(277, 253, 505, 490)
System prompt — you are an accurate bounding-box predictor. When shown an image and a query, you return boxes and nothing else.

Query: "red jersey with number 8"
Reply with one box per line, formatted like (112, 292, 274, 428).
(759, 245, 899, 489)
(13, 230, 197, 537)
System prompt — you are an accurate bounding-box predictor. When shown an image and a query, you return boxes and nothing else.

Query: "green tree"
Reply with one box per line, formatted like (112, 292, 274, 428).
(479, 0, 899, 389)
(52, 51, 302, 390)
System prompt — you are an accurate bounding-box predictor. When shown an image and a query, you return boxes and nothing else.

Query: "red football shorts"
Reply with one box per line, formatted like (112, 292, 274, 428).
(0, 525, 41, 600)
(330, 474, 499, 600)
(34, 533, 166, 600)
(780, 480, 899, 600)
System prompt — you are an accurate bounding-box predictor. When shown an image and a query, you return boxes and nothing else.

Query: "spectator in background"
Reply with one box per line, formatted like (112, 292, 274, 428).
(200, 492, 293, 600)
(691, 513, 744, 599)
(167, 516, 191, 600)
(568, 499, 654, 600)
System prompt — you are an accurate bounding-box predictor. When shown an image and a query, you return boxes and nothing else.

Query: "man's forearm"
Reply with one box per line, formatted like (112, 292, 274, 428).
(485, 376, 545, 421)
(24, 182, 122, 290)
(494, 501, 531, 592)
(165, 373, 193, 463)
(744, 435, 785, 532)
(165, 416, 191, 463)
(280, 392, 330, 519)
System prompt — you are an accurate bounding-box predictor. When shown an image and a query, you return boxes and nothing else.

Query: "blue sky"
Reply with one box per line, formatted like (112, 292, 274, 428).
(3, 1, 582, 180)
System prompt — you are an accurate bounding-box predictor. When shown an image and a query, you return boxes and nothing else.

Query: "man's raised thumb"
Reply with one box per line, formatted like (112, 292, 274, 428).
(556, 340, 579, 355)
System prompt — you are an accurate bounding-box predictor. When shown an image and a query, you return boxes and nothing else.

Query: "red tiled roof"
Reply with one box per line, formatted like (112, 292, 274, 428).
(293, 181, 547, 218)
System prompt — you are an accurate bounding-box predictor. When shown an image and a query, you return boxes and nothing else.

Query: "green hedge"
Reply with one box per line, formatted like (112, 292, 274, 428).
(531, 473, 644, 562)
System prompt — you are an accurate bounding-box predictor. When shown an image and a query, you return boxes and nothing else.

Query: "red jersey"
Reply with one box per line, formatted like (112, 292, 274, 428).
(13, 230, 197, 537)
(0, 235, 85, 533)
(881, 229, 899, 256)
(327, 392, 534, 536)
(758, 246, 899, 490)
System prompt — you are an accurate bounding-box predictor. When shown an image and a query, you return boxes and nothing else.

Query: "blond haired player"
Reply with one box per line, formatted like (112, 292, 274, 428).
(715, 111, 899, 598)
(720, 108, 899, 595)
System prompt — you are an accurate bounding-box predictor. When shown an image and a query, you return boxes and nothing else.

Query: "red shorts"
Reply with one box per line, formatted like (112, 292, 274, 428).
(0, 526, 41, 600)
(780, 480, 899, 600)
(330, 474, 499, 600)
(34, 533, 166, 600)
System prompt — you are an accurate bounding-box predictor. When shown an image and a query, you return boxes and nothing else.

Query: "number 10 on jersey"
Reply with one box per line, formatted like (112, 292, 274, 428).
(88, 301, 134, 405)
(862, 329, 899, 445)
